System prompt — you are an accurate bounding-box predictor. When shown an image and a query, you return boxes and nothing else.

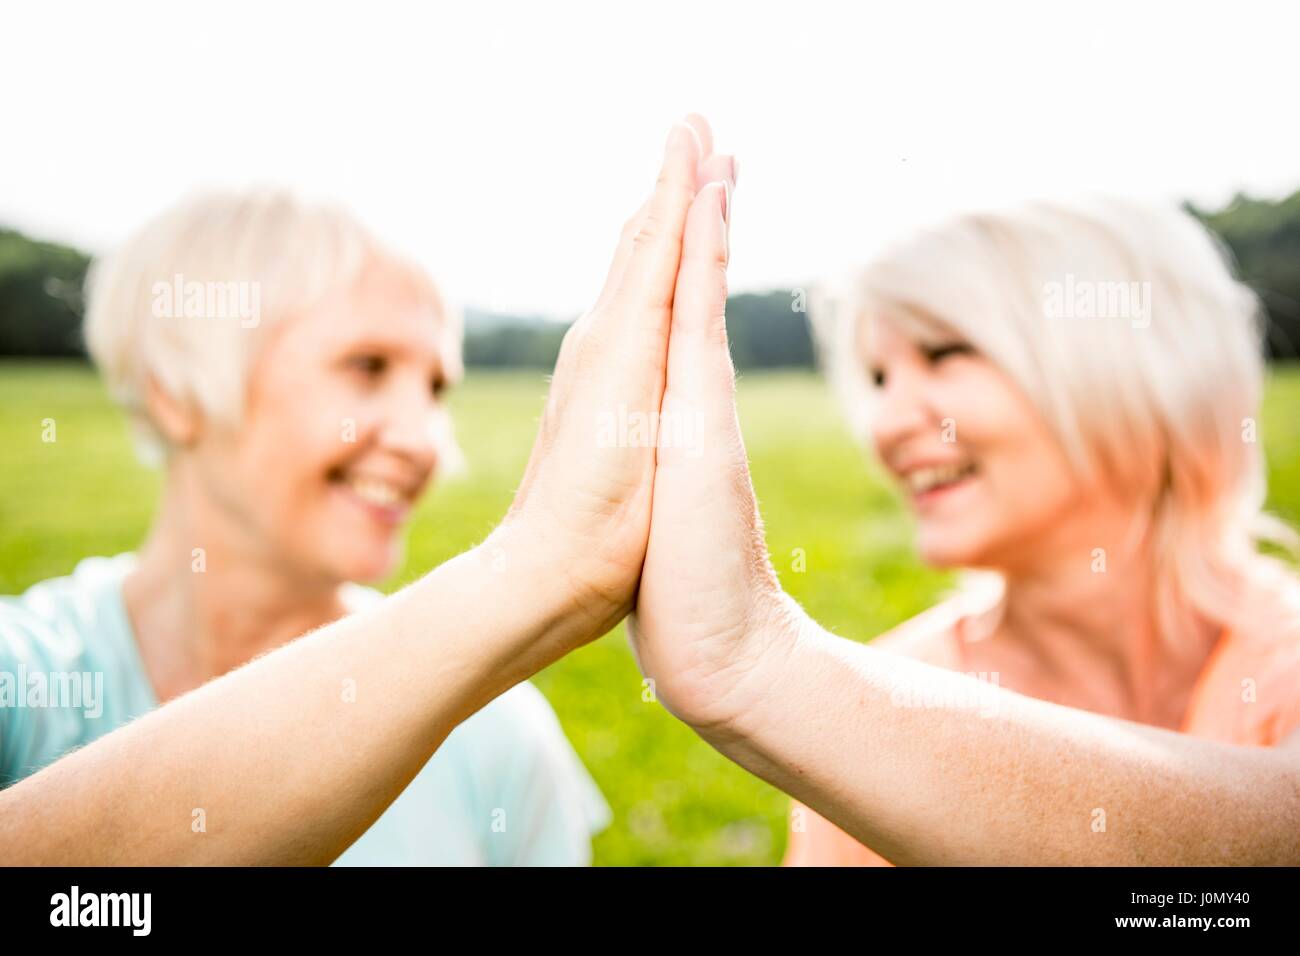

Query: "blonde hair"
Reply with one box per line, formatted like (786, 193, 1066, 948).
(813, 196, 1299, 646)
(85, 187, 462, 464)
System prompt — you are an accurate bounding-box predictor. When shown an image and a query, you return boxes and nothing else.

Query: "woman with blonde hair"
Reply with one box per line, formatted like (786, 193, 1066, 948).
(625, 196, 1300, 864)
(2, 187, 624, 864)
(0, 116, 739, 864)
(5, 118, 1296, 863)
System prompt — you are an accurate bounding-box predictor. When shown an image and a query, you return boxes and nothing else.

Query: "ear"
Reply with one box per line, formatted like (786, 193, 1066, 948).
(143, 374, 203, 448)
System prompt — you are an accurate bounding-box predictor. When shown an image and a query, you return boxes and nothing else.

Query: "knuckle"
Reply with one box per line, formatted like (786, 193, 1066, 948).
(631, 213, 666, 249)
(620, 213, 642, 243)
(555, 319, 590, 372)
(653, 171, 695, 209)
(558, 323, 582, 359)
(572, 324, 607, 373)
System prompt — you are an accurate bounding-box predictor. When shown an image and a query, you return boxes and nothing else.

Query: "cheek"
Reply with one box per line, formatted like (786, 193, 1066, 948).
(234, 373, 363, 537)
(964, 415, 1080, 558)
(250, 402, 345, 490)
(916, 372, 1079, 563)
(982, 384, 1076, 517)
(252, 364, 359, 468)
(232, 394, 402, 580)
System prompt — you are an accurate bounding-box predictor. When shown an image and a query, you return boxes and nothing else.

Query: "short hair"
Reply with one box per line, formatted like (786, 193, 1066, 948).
(85, 187, 462, 464)
(813, 196, 1299, 645)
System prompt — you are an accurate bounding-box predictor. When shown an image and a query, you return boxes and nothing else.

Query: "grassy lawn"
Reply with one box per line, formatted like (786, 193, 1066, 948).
(3, 360, 1299, 865)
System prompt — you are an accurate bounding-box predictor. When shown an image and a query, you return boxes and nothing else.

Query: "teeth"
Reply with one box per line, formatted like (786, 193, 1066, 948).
(906, 463, 973, 495)
(346, 476, 405, 508)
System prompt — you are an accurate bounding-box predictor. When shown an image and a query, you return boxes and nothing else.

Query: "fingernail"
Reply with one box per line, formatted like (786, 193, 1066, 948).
(729, 156, 739, 188)
(721, 181, 731, 261)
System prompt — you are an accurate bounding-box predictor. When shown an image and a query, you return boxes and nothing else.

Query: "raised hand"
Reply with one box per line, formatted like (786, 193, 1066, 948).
(626, 147, 795, 731)
(498, 116, 738, 677)
(0, 118, 742, 866)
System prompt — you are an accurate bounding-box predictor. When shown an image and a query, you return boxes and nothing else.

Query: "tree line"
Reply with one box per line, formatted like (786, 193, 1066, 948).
(3, 190, 1299, 367)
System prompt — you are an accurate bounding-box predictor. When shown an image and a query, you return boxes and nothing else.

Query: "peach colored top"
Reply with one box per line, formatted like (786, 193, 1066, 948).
(783, 626, 1300, 866)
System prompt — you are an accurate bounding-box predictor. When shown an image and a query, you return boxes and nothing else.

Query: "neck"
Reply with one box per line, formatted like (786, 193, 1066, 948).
(124, 466, 348, 702)
(990, 534, 1221, 729)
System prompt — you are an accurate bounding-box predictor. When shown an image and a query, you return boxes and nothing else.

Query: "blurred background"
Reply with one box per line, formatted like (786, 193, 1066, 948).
(3, 0, 1299, 864)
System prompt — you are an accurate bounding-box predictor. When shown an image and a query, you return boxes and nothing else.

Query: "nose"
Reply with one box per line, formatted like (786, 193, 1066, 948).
(376, 375, 441, 475)
(869, 364, 936, 461)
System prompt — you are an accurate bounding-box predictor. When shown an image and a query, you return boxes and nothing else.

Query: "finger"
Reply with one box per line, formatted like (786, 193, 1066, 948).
(595, 196, 653, 310)
(610, 121, 704, 319)
(697, 153, 737, 194)
(601, 151, 732, 310)
(595, 126, 723, 313)
(684, 113, 714, 160)
(660, 180, 735, 464)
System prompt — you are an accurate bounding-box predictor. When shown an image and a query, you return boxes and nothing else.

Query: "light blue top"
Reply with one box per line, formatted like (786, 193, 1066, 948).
(0, 554, 611, 865)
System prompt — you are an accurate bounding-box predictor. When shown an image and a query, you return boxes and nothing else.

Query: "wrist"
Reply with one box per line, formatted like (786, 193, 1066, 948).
(670, 587, 805, 743)
(388, 522, 581, 720)
(466, 519, 589, 673)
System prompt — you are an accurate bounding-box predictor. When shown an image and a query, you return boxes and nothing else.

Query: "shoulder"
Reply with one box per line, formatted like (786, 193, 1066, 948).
(1181, 562, 1300, 746)
(0, 554, 137, 662)
(0, 555, 144, 783)
(1219, 563, 1300, 689)
(869, 596, 977, 670)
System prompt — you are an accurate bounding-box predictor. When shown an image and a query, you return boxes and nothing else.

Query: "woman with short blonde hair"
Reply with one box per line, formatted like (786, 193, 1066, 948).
(1, 118, 738, 864)
(85, 188, 463, 468)
(4, 186, 619, 863)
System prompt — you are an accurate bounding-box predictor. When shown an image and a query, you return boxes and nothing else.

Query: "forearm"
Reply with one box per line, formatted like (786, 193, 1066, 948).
(0, 527, 573, 865)
(702, 600, 1300, 865)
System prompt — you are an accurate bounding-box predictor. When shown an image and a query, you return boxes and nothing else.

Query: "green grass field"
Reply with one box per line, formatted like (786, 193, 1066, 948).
(3, 360, 1300, 865)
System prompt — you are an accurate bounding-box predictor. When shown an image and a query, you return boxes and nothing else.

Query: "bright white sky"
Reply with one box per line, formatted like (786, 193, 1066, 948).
(3, 0, 1298, 317)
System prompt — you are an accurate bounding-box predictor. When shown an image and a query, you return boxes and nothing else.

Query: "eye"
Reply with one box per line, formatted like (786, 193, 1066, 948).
(923, 342, 973, 364)
(430, 374, 448, 399)
(348, 354, 387, 378)
(869, 367, 886, 389)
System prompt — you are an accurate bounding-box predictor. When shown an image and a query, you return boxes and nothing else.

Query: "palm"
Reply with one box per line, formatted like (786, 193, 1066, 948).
(628, 153, 783, 728)
(507, 115, 738, 645)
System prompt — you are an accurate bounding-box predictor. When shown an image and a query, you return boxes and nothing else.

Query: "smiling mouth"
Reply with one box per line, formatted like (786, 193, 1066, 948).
(904, 462, 977, 497)
(344, 475, 409, 508)
(327, 468, 422, 518)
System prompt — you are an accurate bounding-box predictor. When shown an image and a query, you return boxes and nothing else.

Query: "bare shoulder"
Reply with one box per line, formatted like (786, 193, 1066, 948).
(1235, 563, 1300, 648)
(868, 598, 973, 670)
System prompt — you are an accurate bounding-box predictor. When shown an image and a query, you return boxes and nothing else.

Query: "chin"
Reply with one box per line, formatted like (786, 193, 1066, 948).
(348, 551, 402, 584)
(915, 526, 991, 569)
(327, 534, 404, 585)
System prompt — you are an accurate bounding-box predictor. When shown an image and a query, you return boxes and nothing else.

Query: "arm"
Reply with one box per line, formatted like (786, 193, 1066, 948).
(1, 530, 574, 865)
(722, 607, 1300, 865)
(0, 117, 736, 865)
(628, 200, 1300, 865)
